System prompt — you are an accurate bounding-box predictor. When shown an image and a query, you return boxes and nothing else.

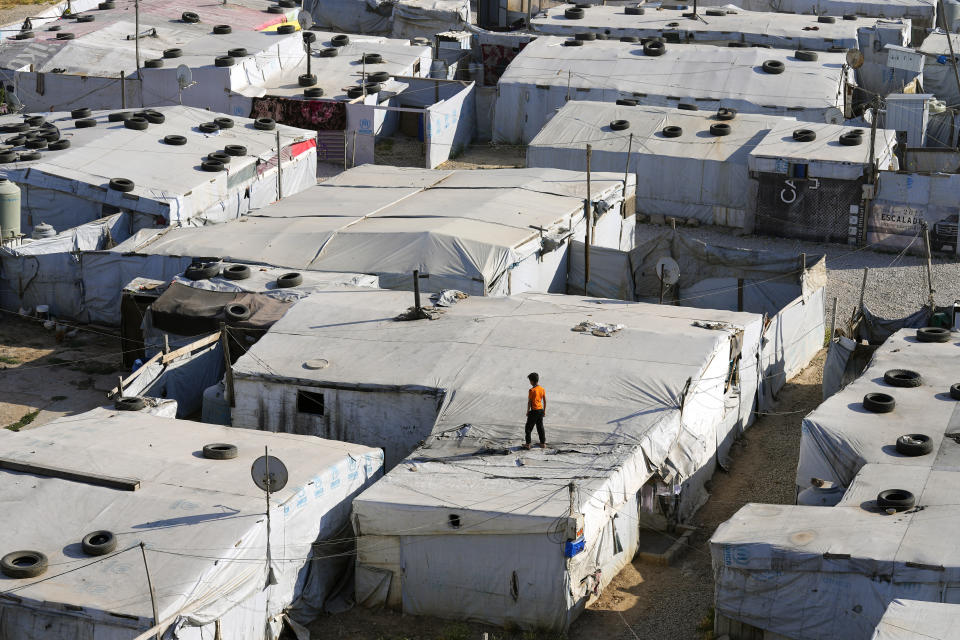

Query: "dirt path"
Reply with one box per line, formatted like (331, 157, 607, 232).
(0, 313, 125, 431)
(310, 351, 826, 640)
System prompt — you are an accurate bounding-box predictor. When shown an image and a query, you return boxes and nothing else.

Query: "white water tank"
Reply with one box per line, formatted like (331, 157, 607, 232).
(31, 221, 56, 239)
(0, 177, 20, 240)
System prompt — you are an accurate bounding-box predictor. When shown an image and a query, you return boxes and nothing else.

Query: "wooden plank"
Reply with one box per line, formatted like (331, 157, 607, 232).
(0, 458, 140, 491)
(161, 331, 220, 365)
(108, 350, 162, 398)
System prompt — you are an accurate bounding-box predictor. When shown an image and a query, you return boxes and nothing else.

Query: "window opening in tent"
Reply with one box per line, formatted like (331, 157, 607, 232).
(510, 571, 519, 602)
(296, 390, 325, 415)
(789, 163, 808, 179)
(448, 514, 461, 529)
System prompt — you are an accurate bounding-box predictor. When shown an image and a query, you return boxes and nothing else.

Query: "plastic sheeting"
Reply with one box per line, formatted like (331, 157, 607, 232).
(0, 409, 383, 640)
(110, 165, 635, 296)
(822, 335, 857, 398)
(492, 38, 851, 144)
(228, 288, 763, 630)
(531, 5, 865, 50)
(798, 328, 958, 491)
(919, 32, 960, 108)
(695, 0, 935, 26)
(0, 106, 317, 232)
(867, 171, 960, 257)
(871, 600, 960, 639)
(124, 342, 225, 418)
(854, 303, 938, 344)
(303, 0, 468, 38)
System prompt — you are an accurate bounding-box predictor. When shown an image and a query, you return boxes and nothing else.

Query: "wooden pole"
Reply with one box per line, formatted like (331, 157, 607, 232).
(120, 70, 125, 108)
(853, 267, 869, 323)
(162, 334, 169, 355)
(139, 543, 161, 640)
(275, 130, 283, 200)
(921, 220, 935, 312)
(584, 144, 592, 296)
(219, 323, 235, 409)
(737, 278, 744, 312)
(658, 266, 665, 304)
(413, 269, 422, 313)
(622, 133, 633, 213)
(117, 375, 124, 398)
(134, 0, 141, 73)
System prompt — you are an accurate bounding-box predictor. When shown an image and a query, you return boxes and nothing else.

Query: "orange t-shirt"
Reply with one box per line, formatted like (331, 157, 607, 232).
(528, 385, 545, 410)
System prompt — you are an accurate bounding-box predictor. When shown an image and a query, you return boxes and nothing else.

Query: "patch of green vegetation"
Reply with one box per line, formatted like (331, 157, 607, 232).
(5, 410, 39, 432)
(0, 355, 20, 365)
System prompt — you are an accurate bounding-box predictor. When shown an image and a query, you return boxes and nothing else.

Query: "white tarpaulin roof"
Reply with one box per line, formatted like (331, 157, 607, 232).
(0, 408, 383, 639)
(918, 31, 960, 107)
(0, 0, 299, 74)
(110, 165, 631, 293)
(493, 37, 851, 144)
(797, 328, 959, 491)
(531, 5, 866, 50)
(255, 32, 431, 101)
(695, 0, 935, 24)
(871, 600, 960, 639)
(303, 0, 469, 39)
(0, 106, 316, 230)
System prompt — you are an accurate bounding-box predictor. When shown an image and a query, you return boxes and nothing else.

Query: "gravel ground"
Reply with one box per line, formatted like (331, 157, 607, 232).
(636, 221, 960, 326)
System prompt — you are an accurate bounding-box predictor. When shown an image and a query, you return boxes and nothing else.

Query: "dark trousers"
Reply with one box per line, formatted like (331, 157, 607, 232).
(525, 409, 545, 444)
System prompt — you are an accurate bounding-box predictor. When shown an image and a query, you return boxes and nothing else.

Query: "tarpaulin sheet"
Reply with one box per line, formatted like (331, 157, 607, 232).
(0, 409, 383, 640)
(227, 288, 762, 630)
(871, 600, 960, 639)
(493, 37, 851, 144)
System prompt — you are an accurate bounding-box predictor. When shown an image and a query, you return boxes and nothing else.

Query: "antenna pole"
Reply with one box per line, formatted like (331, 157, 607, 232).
(264, 445, 275, 586)
(134, 0, 141, 73)
(584, 144, 592, 296)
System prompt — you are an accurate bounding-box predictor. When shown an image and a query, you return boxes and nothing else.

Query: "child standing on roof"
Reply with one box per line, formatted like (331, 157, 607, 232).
(524, 372, 547, 450)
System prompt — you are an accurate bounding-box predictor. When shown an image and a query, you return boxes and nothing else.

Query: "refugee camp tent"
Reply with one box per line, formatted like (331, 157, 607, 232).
(871, 600, 960, 639)
(696, 0, 936, 32)
(0, 214, 375, 325)
(797, 327, 958, 492)
(0, 106, 317, 235)
(0, 0, 304, 113)
(0, 408, 383, 640)
(710, 327, 960, 640)
(303, 0, 469, 40)
(529, 102, 895, 232)
(231, 290, 766, 631)
(531, 4, 868, 51)
(492, 38, 852, 144)
(749, 119, 898, 243)
(918, 32, 960, 109)
(867, 171, 960, 256)
(246, 34, 474, 168)
(108, 165, 637, 296)
(562, 227, 827, 410)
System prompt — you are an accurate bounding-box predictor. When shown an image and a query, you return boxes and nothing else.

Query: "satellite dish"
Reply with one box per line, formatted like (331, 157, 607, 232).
(846, 48, 865, 69)
(176, 64, 193, 90)
(655, 256, 680, 285)
(251, 455, 289, 493)
(297, 10, 313, 30)
(823, 106, 844, 124)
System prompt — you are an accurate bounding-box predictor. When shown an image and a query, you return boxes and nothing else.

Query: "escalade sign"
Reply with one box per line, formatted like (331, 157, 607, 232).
(866, 173, 960, 255)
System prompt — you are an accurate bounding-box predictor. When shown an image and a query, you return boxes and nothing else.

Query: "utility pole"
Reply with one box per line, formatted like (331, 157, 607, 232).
(921, 220, 936, 313)
(134, 0, 141, 72)
(939, 0, 960, 124)
(584, 144, 592, 296)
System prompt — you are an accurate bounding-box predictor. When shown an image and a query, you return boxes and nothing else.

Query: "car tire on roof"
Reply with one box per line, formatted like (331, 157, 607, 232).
(224, 144, 247, 156)
(182, 11, 200, 22)
(563, 39, 584, 46)
(98, 1, 115, 9)
(25, 139, 47, 149)
(81, 530, 117, 556)
(705, 8, 725, 15)
(320, 47, 338, 57)
(76, 14, 95, 22)
(71, 107, 91, 119)
(609, 119, 630, 131)
(48, 140, 70, 150)
(299, 73, 318, 86)
(863, 392, 895, 413)
(277, 24, 297, 34)
(616, 98, 638, 106)
(213, 24, 232, 34)
(839, 132, 862, 146)
(277, 272, 303, 288)
(564, 7, 584, 18)
(199, 122, 220, 133)
(208, 151, 231, 164)
(144, 59, 163, 68)
(163, 48, 182, 59)
(792, 128, 816, 142)
(201, 159, 225, 172)
(124, 117, 149, 131)
(795, 50, 818, 61)
(114, 396, 145, 411)
(951, 383, 960, 400)
(818, 15, 836, 23)
(56, 32, 75, 40)
(331, 34, 350, 46)
(108, 177, 135, 192)
(877, 489, 914, 511)
(228, 48, 248, 58)
(223, 264, 251, 280)
(917, 327, 951, 343)
(716, 107, 736, 120)
(254, 118, 276, 131)
(108, 111, 132, 122)
(224, 302, 251, 322)
(267, 4, 285, 12)
(761, 59, 785, 74)
(709, 123, 731, 136)
(1, 551, 48, 579)
(203, 443, 238, 459)
(625, 5, 644, 14)
(643, 40, 665, 56)
(883, 369, 922, 387)
(215, 56, 235, 67)
(184, 260, 221, 280)
(164, 134, 187, 145)
(896, 434, 933, 456)
(662, 125, 682, 137)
